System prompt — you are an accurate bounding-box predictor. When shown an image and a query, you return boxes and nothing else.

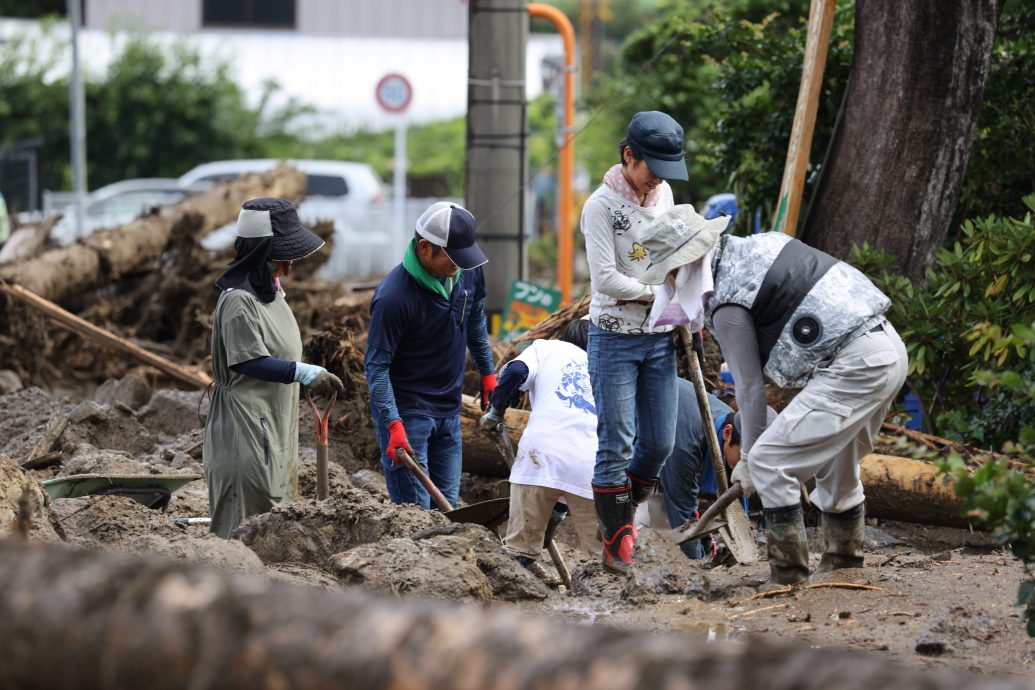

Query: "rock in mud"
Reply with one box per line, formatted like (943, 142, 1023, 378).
(622, 529, 697, 604)
(915, 605, 1007, 657)
(233, 487, 449, 566)
(330, 535, 495, 602)
(138, 389, 209, 439)
(94, 373, 152, 411)
(0, 453, 60, 541)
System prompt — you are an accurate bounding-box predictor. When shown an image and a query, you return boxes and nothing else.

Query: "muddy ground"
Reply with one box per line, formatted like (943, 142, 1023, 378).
(0, 379, 1031, 685)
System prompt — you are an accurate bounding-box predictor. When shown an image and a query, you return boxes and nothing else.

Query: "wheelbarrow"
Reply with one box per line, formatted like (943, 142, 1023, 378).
(303, 388, 337, 501)
(394, 448, 510, 531)
(41, 473, 202, 513)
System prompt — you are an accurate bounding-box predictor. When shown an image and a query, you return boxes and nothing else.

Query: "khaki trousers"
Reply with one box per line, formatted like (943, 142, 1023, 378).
(751, 321, 908, 512)
(503, 483, 599, 560)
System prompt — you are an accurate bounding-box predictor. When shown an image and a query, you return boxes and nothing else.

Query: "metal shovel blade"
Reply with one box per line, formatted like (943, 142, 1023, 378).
(445, 497, 510, 529)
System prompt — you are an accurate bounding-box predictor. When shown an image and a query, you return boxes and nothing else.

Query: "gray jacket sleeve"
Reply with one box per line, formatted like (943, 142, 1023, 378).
(711, 306, 768, 455)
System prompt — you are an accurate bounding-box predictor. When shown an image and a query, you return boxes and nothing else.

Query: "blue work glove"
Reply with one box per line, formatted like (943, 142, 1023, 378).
(478, 405, 503, 432)
(293, 362, 325, 386)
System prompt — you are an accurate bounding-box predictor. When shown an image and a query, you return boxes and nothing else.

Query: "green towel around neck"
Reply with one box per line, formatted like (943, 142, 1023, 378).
(403, 238, 459, 299)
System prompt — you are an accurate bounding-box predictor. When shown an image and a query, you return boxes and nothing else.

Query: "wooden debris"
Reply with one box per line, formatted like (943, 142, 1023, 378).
(0, 282, 212, 389)
(20, 450, 63, 471)
(748, 582, 884, 601)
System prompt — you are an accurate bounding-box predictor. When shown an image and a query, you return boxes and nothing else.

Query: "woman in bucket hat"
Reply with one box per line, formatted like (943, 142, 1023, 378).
(204, 197, 343, 538)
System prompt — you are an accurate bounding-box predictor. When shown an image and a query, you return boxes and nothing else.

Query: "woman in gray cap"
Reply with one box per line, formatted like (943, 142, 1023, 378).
(581, 110, 691, 574)
(204, 197, 343, 538)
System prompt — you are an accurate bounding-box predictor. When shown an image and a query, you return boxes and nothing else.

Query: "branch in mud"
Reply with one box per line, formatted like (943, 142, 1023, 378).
(0, 542, 1028, 690)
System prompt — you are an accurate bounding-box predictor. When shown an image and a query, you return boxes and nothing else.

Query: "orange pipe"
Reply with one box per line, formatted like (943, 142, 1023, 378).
(528, 3, 575, 304)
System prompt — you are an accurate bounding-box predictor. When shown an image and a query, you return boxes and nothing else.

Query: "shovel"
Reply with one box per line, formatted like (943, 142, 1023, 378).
(677, 326, 758, 564)
(303, 388, 336, 500)
(394, 448, 510, 530)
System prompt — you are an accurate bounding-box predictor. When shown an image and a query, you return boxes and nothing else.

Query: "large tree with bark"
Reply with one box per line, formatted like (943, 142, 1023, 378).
(799, 0, 1003, 281)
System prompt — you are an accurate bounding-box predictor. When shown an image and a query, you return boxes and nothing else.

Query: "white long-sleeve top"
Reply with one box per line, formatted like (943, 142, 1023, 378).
(582, 181, 675, 335)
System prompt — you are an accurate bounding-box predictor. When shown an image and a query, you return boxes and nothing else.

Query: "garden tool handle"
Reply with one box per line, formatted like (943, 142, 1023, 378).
(304, 389, 337, 501)
(678, 326, 729, 493)
(676, 483, 744, 545)
(395, 448, 453, 513)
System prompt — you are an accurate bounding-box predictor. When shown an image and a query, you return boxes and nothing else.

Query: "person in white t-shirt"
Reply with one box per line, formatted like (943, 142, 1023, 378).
(479, 318, 599, 570)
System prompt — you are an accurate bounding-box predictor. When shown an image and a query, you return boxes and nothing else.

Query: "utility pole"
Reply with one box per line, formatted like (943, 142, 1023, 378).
(67, 0, 88, 241)
(466, 0, 528, 314)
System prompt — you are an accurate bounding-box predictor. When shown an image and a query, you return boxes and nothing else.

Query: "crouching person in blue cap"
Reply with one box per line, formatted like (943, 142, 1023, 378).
(365, 202, 496, 509)
(205, 198, 344, 538)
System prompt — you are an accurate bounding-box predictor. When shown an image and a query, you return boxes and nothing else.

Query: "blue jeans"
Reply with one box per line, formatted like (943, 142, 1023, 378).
(660, 442, 706, 560)
(371, 405, 462, 509)
(587, 322, 677, 486)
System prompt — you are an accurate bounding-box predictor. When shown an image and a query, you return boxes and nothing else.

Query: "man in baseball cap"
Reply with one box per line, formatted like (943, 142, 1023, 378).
(626, 110, 689, 182)
(365, 200, 496, 510)
(415, 201, 488, 270)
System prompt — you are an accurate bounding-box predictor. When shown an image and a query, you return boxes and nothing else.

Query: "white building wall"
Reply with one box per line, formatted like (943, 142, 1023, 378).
(85, 0, 471, 38)
(298, 0, 468, 38)
(85, 0, 201, 31)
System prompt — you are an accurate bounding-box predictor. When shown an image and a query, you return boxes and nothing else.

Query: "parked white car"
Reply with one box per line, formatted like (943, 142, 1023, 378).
(178, 159, 389, 280)
(49, 178, 201, 246)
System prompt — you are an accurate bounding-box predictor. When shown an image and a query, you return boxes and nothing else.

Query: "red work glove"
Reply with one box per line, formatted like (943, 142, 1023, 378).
(386, 419, 412, 465)
(480, 373, 497, 411)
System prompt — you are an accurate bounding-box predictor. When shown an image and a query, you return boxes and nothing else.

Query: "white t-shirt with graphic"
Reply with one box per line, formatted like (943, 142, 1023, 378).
(504, 339, 597, 500)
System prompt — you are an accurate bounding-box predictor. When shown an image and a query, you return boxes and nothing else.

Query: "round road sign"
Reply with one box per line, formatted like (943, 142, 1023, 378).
(375, 73, 413, 114)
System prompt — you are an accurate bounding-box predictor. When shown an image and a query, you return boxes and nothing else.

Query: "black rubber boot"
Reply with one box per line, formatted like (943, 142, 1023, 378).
(817, 502, 866, 571)
(763, 503, 810, 585)
(592, 481, 636, 575)
(627, 471, 659, 505)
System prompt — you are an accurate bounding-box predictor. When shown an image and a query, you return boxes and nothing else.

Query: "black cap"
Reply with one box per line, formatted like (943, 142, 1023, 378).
(626, 111, 688, 181)
(236, 197, 325, 262)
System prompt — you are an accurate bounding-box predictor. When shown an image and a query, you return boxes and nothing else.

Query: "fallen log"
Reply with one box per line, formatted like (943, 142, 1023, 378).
(0, 542, 1026, 690)
(459, 402, 973, 528)
(0, 165, 306, 303)
(0, 282, 211, 389)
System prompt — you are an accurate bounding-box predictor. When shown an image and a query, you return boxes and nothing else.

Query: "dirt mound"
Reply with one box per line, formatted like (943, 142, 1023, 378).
(265, 562, 343, 590)
(126, 532, 266, 574)
(0, 454, 60, 541)
(0, 387, 75, 461)
(296, 446, 353, 499)
(61, 400, 156, 455)
(138, 389, 208, 439)
(50, 495, 184, 549)
(58, 446, 168, 477)
(233, 487, 448, 566)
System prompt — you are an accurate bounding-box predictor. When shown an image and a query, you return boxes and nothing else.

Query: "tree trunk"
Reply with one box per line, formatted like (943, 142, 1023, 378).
(460, 403, 972, 528)
(800, 0, 1001, 281)
(0, 165, 307, 303)
(0, 542, 1028, 690)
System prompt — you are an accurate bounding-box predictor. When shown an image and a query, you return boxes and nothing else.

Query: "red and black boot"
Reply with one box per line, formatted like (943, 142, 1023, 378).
(592, 481, 636, 575)
(627, 471, 659, 505)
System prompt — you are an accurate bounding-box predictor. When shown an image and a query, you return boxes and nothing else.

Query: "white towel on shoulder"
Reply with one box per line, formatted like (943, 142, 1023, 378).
(648, 247, 715, 332)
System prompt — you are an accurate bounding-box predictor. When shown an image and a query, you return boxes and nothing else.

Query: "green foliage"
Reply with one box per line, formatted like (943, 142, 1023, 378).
(957, 0, 1035, 224)
(600, 0, 851, 231)
(0, 29, 302, 191)
(940, 452, 1035, 636)
(854, 196, 1035, 448)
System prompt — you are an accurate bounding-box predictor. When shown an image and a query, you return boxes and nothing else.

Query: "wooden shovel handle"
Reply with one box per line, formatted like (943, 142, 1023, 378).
(676, 482, 744, 545)
(395, 448, 453, 512)
(678, 326, 729, 493)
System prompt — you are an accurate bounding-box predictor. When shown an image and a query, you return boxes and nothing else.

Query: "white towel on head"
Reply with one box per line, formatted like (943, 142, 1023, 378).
(648, 247, 715, 332)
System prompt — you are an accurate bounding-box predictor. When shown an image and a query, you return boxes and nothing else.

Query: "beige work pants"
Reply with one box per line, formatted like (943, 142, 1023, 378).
(503, 483, 599, 560)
